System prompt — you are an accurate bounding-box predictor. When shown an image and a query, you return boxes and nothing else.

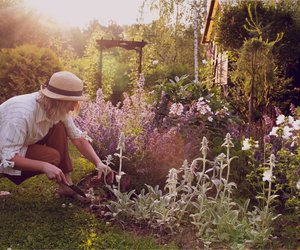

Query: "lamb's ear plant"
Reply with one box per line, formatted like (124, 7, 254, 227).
(105, 132, 136, 221)
(178, 137, 213, 224)
(102, 154, 114, 186)
(104, 133, 280, 249)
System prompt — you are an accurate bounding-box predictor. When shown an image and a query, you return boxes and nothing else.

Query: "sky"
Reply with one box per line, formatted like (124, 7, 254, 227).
(24, 0, 158, 28)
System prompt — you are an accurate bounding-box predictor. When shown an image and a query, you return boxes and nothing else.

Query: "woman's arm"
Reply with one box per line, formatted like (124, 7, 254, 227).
(70, 137, 113, 180)
(11, 155, 68, 184)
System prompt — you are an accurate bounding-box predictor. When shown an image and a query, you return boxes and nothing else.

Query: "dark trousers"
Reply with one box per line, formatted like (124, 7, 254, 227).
(3, 122, 73, 185)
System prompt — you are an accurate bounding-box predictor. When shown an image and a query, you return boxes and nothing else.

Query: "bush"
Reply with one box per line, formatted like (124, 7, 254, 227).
(0, 45, 62, 103)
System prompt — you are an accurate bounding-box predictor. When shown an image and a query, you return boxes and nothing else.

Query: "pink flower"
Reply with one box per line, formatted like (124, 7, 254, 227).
(169, 103, 184, 116)
(196, 97, 211, 115)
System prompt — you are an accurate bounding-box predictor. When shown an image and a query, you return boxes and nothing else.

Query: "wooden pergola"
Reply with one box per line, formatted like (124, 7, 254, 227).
(96, 39, 147, 88)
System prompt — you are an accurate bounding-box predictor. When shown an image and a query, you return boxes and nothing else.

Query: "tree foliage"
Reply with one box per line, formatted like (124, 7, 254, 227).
(0, 45, 62, 103)
(216, 0, 300, 119)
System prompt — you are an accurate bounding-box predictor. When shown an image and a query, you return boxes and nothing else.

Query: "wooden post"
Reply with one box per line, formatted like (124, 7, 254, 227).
(98, 47, 103, 89)
(138, 47, 143, 76)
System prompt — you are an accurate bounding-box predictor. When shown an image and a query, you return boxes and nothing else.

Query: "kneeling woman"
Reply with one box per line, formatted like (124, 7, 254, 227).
(0, 71, 113, 199)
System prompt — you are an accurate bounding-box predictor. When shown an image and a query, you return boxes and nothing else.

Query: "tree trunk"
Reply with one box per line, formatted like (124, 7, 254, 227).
(193, 0, 199, 84)
(249, 50, 257, 127)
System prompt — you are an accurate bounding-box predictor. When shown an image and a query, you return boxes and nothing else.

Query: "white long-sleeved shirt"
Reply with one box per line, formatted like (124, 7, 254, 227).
(0, 92, 84, 176)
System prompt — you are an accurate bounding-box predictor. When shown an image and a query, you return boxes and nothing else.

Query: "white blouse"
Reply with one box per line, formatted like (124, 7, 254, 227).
(0, 92, 85, 176)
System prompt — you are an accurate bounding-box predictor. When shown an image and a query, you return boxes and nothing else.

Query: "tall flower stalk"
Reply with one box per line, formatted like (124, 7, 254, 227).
(222, 133, 235, 184)
(221, 133, 238, 200)
(115, 132, 126, 192)
(178, 137, 210, 223)
(264, 154, 276, 211)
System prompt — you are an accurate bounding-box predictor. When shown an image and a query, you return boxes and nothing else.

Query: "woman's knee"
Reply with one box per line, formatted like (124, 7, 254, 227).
(26, 144, 62, 166)
(49, 148, 61, 166)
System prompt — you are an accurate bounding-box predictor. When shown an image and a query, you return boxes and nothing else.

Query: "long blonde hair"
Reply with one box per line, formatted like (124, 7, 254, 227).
(37, 91, 80, 121)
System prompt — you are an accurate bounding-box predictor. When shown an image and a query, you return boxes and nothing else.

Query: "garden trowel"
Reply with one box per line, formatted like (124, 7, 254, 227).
(64, 183, 86, 198)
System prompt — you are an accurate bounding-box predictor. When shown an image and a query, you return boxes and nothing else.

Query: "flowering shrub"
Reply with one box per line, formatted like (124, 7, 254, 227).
(243, 105, 300, 211)
(266, 108, 300, 210)
(75, 86, 155, 159)
(76, 75, 241, 188)
(76, 84, 190, 187)
(156, 76, 237, 141)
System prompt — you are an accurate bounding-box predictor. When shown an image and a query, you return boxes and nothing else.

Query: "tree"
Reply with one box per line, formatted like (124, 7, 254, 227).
(132, 0, 208, 89)
(190, 0, 208, 84)
(233, 35, 283, 123)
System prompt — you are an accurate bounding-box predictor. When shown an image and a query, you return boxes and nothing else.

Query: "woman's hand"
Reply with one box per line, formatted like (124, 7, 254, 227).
(96, 162, 114, 184)
(41, 163, 68, 184)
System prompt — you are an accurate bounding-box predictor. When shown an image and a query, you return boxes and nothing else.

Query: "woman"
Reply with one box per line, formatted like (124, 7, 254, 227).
(0, 71, 113, 200)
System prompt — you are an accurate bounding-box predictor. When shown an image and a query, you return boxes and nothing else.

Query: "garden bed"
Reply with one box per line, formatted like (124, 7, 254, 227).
(77, 168, 300, 250)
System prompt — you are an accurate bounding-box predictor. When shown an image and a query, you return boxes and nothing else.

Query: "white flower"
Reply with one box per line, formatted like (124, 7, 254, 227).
(296, 180, 300, 190)
(288, 116, 294, 124)
(292, 120, 300, 130)
(254, 140, 259, 148)
(263, 169, 273, 182)
(208, 116, 213, 122)
(282, 126, 292, 140)
(152, 60, 159, 65)
(276, 114, 285, 125)
(269, 126, 279, 136)
(242, 138, 251, 150)
(202, 59, 207, 64)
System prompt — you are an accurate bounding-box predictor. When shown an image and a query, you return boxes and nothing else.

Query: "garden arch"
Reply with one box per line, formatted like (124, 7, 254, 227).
(96, 39, 147, 88)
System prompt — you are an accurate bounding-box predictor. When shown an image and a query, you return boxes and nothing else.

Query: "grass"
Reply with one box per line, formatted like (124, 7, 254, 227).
(0, 146, 178, 250)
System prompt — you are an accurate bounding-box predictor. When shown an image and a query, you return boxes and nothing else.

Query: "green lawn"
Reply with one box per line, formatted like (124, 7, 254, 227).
(0, 147, 177, 250)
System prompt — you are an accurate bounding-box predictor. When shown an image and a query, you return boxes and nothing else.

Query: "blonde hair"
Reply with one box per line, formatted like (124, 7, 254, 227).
(37, 91, 80, 121)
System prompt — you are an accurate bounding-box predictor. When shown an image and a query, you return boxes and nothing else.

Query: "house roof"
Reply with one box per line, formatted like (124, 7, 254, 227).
(201, 0, 235, 44)
(201, 0, 219, 44)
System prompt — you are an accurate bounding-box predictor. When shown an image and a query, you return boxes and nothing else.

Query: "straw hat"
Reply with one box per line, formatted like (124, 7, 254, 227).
(41, 71, 88, 101)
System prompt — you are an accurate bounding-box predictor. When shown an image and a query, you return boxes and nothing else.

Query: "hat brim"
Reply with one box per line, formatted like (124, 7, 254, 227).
(40, 85, 89, 101)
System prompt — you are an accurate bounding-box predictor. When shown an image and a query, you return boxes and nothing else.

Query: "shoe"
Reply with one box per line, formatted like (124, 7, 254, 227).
(0, 191, 11, 198)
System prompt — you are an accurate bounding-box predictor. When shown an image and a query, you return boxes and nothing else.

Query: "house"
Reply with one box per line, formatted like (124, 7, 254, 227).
(201, 0, 234, 96)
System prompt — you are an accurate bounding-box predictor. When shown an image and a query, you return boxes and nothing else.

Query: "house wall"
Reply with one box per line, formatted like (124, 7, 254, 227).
(201, 0, 229, 96)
